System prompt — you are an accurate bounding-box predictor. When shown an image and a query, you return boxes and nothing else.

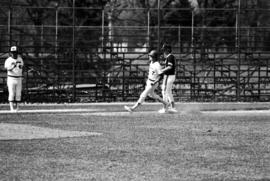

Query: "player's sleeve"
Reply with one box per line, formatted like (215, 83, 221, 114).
(4, 59, 9, 69)
(156, 62, 163, 75)
(167, 55, 174, 66)
(18, 57, 24, 68)
(4, 58, 15, 70)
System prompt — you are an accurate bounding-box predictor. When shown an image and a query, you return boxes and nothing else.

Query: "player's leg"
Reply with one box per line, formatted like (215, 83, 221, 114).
(148, 84, 169, 110)
(166, 75, 177, 113)
(9, 101, 15, 112)
(132, 82, 152, 110)
(159, 76, 169, 113)
(14, 79, 22, 111)
(124, 81, 152, 112)
(7, 77, 16, 111)
(161, 75, 168, 102)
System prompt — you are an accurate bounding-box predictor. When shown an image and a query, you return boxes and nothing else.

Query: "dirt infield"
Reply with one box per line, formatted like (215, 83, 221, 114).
(0, 123, 102, 140)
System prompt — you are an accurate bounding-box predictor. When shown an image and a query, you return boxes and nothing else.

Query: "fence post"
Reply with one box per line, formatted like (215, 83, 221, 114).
(102, 9, 106, 102)
(72, 0, 76, 102)
(122, 57, 125, 101)
(157, 0, 160, 50)
(213, 53, 216, 101)
(191, 11, 196, 101)
(55, 5, 59, 101)
(178, 25, 181, 54)
(147, 9, 150, 50)
(55, 5, 58, 59)
(236, 0, 241, 101)
(102, 9, 105, 51)
(8, 0, 12, 46)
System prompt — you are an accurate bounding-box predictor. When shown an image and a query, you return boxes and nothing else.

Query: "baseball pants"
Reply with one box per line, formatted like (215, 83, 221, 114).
(138, 79, 162, 104)
(7, 77, 22, 102)
(162, 75, 176, 103)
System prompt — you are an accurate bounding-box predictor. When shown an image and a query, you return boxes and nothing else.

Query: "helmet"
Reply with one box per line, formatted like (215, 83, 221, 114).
(148, 50, 158, 59)
(161, 43, 171, 53)
(10, 46, 18, 52)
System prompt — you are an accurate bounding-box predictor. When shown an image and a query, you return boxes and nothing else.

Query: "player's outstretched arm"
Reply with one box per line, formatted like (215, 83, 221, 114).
(160, 65, 172, 75)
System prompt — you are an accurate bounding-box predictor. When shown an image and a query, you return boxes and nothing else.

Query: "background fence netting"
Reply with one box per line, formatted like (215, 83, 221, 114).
(1, 1, 270, 102)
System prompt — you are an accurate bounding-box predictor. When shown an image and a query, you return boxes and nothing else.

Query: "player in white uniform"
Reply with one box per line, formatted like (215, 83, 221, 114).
(4, 46, 24, 112)
(124, 50, 168, 112)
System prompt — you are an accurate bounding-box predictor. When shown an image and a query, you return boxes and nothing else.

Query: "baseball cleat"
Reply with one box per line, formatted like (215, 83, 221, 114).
(158, 108, 167, 114)
(168, 107, 178, 113)
(165, 103, 170, 110)
(124, 106, 133, 113)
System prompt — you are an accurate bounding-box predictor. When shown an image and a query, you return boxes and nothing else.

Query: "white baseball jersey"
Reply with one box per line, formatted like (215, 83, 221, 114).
(148, 61, 162, 81)
(4, 56, 24, 77)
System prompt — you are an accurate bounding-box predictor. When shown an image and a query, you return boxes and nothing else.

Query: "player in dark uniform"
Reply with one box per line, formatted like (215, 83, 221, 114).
(159, 43, 177, 113)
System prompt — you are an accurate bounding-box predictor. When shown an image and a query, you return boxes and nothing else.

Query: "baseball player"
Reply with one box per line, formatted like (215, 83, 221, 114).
(124, 50, 168, 112)
(4, 46, 24, 112)
(158, 43, 177, 113)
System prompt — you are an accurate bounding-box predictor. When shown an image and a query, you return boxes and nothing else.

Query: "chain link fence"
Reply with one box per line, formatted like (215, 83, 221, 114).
(1, 5, 270, 102)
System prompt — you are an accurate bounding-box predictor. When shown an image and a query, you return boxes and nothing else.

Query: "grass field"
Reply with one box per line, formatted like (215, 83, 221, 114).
(0, 103, 269, 181)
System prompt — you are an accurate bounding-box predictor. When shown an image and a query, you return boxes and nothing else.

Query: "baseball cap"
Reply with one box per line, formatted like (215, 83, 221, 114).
(148, 50, 158, 58)
(161, 43, 171, 52)
(10, 46, 18, 52)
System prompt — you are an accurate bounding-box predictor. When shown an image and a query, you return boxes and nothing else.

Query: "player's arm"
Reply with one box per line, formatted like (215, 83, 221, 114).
(151, 63, 163, 86)
(16, 59, 24, 69)
(159, 56, 174, 75)
(159, 64, 172, 75)
(150, 75, 163, 86)
(21, 58, 24, 68)
(4, 60, 16, 71)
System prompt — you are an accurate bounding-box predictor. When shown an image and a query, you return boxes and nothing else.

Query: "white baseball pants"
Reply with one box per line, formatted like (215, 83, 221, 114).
(7, 77, 22, 102)
(162, 75, 175, 103)
(138, 79, 162, 104)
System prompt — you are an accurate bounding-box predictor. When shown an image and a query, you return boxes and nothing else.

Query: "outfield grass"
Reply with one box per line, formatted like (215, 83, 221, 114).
(0, 103, 269, 181)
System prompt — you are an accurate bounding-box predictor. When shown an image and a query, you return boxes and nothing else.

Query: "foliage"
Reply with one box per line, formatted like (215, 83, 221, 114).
(2, 0, 270, 53)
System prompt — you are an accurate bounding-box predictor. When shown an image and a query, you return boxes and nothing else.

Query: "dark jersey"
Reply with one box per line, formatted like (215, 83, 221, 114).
(164, 54, 176, 75)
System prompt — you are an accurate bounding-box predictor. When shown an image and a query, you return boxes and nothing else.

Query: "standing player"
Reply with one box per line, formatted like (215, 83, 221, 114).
(124, 50, 168, 112)
(158, 43, 177, 113)
(4, 46, 24, 112)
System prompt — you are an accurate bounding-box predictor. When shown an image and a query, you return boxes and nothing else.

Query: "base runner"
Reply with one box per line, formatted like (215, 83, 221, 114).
(124, 50, 168, 112)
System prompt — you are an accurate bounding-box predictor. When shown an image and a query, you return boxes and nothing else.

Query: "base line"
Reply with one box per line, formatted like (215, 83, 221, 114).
(0, 108, 105, 114)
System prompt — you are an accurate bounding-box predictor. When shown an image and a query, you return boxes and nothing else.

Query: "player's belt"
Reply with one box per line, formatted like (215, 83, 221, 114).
(8, 75, 23, 78)
(164, 74, 175, 76)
